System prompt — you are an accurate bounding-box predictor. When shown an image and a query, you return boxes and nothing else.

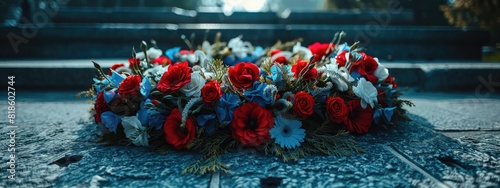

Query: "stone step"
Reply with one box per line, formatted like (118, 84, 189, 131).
(0, 60, 499, 91)
(50, 8, 415, 25)
(0, 24, 489, 60)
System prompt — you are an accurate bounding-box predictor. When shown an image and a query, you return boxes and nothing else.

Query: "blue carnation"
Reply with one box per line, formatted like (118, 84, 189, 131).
(216, 93, 240, 125)
(244, 82, 274, 107)
(196, 114, 218, 134)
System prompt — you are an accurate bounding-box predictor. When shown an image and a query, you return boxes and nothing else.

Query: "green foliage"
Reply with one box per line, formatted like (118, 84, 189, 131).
(183, 128, 238, 175)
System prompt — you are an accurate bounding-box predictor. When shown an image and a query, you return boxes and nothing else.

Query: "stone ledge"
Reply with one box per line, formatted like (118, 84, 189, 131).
(0, 60, 499, 91)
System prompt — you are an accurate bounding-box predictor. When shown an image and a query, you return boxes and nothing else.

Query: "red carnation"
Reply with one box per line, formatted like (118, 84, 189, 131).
(342, 99, 374, 134)
(308, 42, 334, 63)
(384, 75, 397, 88)
(157, 62, 192, 94)
(228, 62, 260, 89)
(293, 91, 315, 119)
(164, 108, 196, 149)
(118, 75, 142, 97)
(326, 96, 348, 123)
(93, 91, 110, 123)
(231, 102, 274, 146)
(201, 80, 222, 105)
(352, 52, 379, 83)
(270, 49, 287, 64)
(292, 59, 318, 81)
(108, 63, 125, 76)
(152, 55, 172, 66)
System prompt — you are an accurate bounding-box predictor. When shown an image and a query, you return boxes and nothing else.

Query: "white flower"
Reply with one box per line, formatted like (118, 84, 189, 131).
(324, 61, 354, 92)
(121, 116, 150, 146)
(135, 47, 162, 60)
(292, 42, 313, 61)
(353, 78, 378, 109)
(228, 36, 252, 59)
(372, 57, 389, 81)
(181, 71, 206, 97)
(143, 65, 168, 82)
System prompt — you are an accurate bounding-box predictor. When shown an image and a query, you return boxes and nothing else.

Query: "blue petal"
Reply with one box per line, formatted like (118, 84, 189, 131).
(350, 70, 362, 80)
(148, 114, 166, 130)
(137, 107, 149, 125)
(101, 111, 121, 133)
(165, 47, 181, 61)
(104, 89, 118, 103)
(253, 46, 264, 57)
(383, 107, 396, 122)
(140, 77, 152, 98)
(111, 71, 125, 86)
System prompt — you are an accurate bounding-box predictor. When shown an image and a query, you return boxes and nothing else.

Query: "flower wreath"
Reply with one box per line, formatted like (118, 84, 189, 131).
(79, 32, 413, 174)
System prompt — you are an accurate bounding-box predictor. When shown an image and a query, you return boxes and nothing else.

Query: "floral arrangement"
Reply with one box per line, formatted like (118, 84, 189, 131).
(79, 32, 413, 174)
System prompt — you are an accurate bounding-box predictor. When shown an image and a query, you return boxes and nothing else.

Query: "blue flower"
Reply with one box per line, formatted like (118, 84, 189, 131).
(244, 82, 275, 107)
(148, 114, 166, 130)
(110, 70, 125, 86)
(165, 47, 181, 61)
(196, 114, 217, 134)
(373, 107, 396, 124)
(137, 101, 149, 125)
(101, 111, 121, 133)
(216, 93, 240, 125)
(269, 116, 306, 149)
(93, 77, 110, 95)
(140, 77, 152, 98)
(270, 64, 292, 88)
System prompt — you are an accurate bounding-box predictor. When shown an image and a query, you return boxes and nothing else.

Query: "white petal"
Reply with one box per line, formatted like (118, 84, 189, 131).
(360, 100, 368, 109)
(373, 58, 389, 81)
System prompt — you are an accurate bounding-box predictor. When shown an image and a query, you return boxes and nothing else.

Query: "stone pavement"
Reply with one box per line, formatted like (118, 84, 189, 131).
(0, 90, 499, 187)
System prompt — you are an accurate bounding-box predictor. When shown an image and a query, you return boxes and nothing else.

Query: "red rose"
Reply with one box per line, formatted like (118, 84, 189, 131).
(293, 91, 315, 119)
(326, 96, 348, 123)
(335, 51, 379, 84)
(164, 108, 196, 149)
(118, 75, 142, 97)
(231, 102, 274, 146)
(270, 49, 287, 64)
(201, 80, 222, 105)
(292, 59, 318, 81)
(308, 42, 334, 63)
(152, 55, 171, 66)
(228, 62, 260, 89)
(157, 62, 192, 94)
(93, 91, 110, 123)
(108, 63, 125, 76)
(342, 99, 374, 134)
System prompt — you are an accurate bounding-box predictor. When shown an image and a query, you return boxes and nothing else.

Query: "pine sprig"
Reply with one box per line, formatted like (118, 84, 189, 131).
(184, 129, 238, 175)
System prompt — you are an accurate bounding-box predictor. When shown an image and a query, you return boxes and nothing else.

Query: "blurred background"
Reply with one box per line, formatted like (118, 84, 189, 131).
(0, 0, 499, 91)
